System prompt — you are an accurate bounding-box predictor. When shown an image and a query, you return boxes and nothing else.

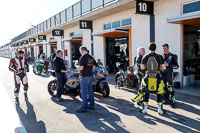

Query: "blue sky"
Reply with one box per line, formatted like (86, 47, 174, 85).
(0, 0, 79, 46)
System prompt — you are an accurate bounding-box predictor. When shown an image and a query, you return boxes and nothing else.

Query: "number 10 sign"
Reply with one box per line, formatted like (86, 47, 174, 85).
(136, 0, 154, 15)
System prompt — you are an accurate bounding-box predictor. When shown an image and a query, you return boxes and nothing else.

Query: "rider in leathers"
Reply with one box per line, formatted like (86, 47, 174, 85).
(9, 50, 29, 105)
(131, 47, 145, 105)
(161, 44, 179, 107)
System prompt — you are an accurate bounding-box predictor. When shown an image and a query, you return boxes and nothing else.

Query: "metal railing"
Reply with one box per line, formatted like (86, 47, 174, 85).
(11, 0, 119, 43)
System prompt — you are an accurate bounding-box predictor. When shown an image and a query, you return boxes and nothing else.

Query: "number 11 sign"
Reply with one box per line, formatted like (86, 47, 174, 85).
(136, 0, 154, 15)
(79, 20, 92, 29)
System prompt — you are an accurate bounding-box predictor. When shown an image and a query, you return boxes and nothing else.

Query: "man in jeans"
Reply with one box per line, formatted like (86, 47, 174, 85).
(53, 50, 67, 102)
(77, 47, 97, 113)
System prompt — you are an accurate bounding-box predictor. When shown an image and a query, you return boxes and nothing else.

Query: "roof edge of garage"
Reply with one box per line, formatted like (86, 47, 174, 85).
(167, 11, 200, 23)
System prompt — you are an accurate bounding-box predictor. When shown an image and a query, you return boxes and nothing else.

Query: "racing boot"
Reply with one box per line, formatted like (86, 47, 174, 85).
(24, 93, 28, 100)
(140, 102, 148, 114)
(170, 96, 175, 108)
(158, 103, 166, 115)
(15, 97, 20, 105)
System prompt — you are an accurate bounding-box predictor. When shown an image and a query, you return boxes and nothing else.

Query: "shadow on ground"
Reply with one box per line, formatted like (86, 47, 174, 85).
(16, 100, 46, 133)
(51, 97, 131, 133)
(51, 93, 200, 133)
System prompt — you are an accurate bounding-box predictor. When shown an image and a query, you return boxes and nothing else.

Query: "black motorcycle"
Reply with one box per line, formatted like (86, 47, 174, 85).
(92, 66, 110, 97)
(115, 62, 138, 88)
(48, 70, 81, 98)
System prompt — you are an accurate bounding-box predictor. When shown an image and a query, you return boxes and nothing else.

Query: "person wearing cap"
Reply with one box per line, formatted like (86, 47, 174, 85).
(9, 50, 29, 105)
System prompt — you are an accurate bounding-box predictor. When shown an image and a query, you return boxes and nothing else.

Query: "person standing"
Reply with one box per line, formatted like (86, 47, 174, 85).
(76, 47, 97, 113)
(50, 51, 56, 70)
(53, 50, 67, 102)
(131, 47, 145, 105)
(97, 59, 103, 66)
(161, 44, 179, 107)
(140, 43, 166, 115)
(9, 50, 29, 105)
(39, 53, 46, 60)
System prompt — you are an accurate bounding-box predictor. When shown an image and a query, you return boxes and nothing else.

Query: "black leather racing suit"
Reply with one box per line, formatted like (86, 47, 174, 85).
(161, 52, 179, 104)
(134, 55, 145, 89)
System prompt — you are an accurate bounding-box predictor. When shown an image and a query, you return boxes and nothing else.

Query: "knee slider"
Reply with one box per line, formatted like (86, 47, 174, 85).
(24, 84, 28, 91)
(168, 86, 174, 92)
(14, 86, 20, 93)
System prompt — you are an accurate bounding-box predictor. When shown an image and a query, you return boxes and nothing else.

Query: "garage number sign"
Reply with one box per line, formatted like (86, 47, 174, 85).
(29, 38, 36, 42)
(136, 0, 154, 15)
(23, 40, 28, 44)
(52, 29, 64, 36)
(79, 20, 92, 29)
(38, 35, 46, 40)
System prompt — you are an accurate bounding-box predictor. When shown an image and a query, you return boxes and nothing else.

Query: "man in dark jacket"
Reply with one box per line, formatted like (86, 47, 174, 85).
(131, 47, 145, 105)
(53, 50, 67, 102)
(161, 44, 179, 107)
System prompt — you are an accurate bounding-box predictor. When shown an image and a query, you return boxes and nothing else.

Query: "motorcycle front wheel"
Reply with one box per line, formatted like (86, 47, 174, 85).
(48, 80, 57, 96)
(33, 66, 36, 74)
(115, 73, 123, 87)
(37, 66, 43, 75)
(101, 83, 110, 97)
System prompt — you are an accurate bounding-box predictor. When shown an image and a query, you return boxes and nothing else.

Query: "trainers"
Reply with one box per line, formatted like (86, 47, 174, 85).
(76, 108, 88, 113)
(88, 106, 95, 110)
(15, 97, 20, 105)
(55, 97, 63, 102)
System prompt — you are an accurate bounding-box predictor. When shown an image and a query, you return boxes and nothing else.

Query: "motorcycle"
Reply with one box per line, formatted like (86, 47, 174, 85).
(115, 62, 138, 89)
(47, 66, 110, 98)
(48, 70, 81, 98)
(33, 58, 49, 75)
(92, 66, 110, 97)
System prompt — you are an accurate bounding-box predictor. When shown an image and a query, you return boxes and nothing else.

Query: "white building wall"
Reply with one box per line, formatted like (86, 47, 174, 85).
(45, 34, 52, 58)
(131, 14, 150, 61)
(83, 29, 91, 51)
(34, 46, 39, 60)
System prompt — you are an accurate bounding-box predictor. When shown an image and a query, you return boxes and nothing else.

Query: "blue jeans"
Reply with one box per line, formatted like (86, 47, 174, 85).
(80, 76, 94, 109)
(56, 72, 65, 98)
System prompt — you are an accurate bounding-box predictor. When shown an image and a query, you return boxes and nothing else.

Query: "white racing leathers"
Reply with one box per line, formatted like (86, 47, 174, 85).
(9, 57, 29, 97)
